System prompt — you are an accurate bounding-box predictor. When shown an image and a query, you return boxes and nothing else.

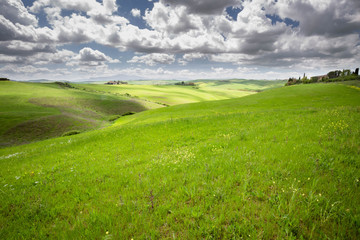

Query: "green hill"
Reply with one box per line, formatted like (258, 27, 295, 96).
(0, 82, 359, 239)
(72, 79, 280, 106)
(0, 81, 163, 147)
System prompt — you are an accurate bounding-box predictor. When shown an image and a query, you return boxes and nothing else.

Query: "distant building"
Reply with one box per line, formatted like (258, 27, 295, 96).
(105, 81, 128, 85)
(313, 75, 329, 81)
(175, 81, 196, 86)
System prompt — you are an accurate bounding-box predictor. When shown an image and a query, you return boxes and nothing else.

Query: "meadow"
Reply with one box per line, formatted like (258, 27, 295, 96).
(0, 81, 163, 147)
(72, 79, 283, 106)
(0, 81, 359, 239)
(0, 79, 281, 147)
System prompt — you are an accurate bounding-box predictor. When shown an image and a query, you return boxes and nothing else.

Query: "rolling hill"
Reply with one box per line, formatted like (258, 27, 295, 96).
(0, 82, 359, 239)
(72, 79, 284, 106)
(0, 81, 163, 147)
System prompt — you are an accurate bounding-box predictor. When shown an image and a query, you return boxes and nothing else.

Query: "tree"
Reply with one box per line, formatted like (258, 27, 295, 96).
(301, 74, 309, 83)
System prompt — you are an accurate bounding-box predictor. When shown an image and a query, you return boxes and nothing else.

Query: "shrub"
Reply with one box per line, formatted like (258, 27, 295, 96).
(310, 76, 318, 83)
(108, 115, 121, 122)
(122, 111, 136, 116)
(55, 82, 74, 88)
(62, 130, 81, 137)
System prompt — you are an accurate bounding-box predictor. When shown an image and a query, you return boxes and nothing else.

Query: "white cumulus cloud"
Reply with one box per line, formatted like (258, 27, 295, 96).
(73, 47, 120, 66)
(131, 9, 141, 18)
(128, 53, 175, 66)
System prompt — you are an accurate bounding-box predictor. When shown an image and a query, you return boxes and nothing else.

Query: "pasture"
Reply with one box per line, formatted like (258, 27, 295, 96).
(72, 79, 284, 106)
(0, 82, 359, 239)
(0, 81, 162, 147)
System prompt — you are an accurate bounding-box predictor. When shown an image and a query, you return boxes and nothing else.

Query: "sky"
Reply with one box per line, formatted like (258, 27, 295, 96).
(0, 0, 360, 81)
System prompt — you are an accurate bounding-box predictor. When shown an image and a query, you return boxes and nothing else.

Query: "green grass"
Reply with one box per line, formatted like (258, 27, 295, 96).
(0, 81, 163, 147)
(193, 79, 286, 91)
(0, 82, 359, 239)
(340, 80, 360, 88)
(73, 80, 271, 106)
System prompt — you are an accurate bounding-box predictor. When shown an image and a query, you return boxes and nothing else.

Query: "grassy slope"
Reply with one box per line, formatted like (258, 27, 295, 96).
(0, 81, 162, 147)
(0, 83, 359, 239)
(73, 82, 256, 106)
(193, 79, 286, 91)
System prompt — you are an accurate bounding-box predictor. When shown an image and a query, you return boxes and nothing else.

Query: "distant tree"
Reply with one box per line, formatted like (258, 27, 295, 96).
(327, 71, 337, 79)
(353, 68, 359, 76)
(301, 74, 309, 83)
(0, 77, 10, 81)
(342, 69, 351, 76)
(310, 76, 318, 83)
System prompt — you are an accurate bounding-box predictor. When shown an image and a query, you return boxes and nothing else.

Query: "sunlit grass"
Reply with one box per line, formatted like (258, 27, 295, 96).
(0, 82, 359, 239)
(73, 82, 259, 106)
(0, 81, 162, 147)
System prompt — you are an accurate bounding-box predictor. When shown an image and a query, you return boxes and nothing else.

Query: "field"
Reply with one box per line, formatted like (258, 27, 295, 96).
(0, 80, 281, 147)
(192, 79, 286, 91)
(73, 79, 285, 106)
(0, 81, 162, 147)
(0, 81, 359, 239)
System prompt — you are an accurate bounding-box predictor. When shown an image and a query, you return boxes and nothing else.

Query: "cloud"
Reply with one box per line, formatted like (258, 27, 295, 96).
(1, 0, 359, 81)
(0, 0, 38, 26)
(131, 9, 141, 18)
(183, 53, 203, 61)
(160, 0, 241, 15)
(73, 47, 119, 66)
(0, 47, 75, 65)
(144, 3, 200, 34)
(128, 53, 175, 66)
(0, 64, 52, 74)
(0, 15, 54, 43)
(29, 0, 101, 13)
(0, 41, 55, 57)
(268, 0, 360, 37)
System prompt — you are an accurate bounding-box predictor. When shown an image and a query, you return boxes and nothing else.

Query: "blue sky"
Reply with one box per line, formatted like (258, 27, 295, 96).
(1, 0, 360, 81)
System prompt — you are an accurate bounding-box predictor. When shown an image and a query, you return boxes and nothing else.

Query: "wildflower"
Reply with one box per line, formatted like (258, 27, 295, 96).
(308, 177, 310, 181)
(15, 176, 20, 180)
(319, 193, 322, 197)
(106, 231, 109, 235)
(272, 181, 275, 184)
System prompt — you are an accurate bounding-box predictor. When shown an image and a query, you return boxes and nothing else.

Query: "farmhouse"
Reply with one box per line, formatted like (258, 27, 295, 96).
(105, 81, 128, 85)
(313, 75, 329, 81)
